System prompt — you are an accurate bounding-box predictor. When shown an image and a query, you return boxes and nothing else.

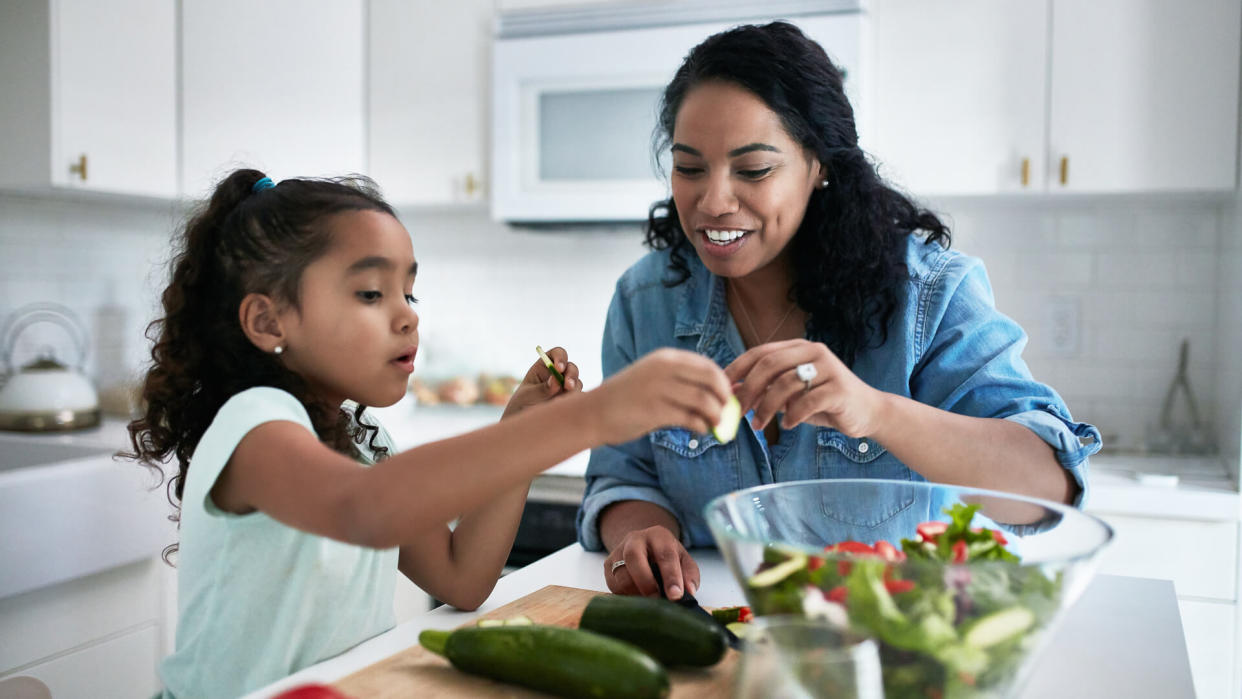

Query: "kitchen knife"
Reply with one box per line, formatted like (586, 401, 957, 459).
(649, 560, 742, 649)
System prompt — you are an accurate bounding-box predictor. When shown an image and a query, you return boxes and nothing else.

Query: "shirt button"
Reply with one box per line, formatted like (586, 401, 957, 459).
(687, 439, 699, 450)
(858, 441, 869, 454)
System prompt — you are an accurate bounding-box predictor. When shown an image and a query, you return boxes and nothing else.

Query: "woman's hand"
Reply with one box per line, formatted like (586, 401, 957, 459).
(725, 339, 887, 437)
(502, 346, 581, 419)
(590, 348, 733, 444)
(604, 525, 700, 600)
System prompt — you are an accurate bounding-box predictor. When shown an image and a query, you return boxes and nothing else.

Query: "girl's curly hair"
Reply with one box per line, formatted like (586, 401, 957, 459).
(646, 21, 951, 366)
(123, 169, 396, 561)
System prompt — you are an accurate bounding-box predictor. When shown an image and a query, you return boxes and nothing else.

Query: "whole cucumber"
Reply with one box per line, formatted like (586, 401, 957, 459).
(578, 595, 728, 667)
(419, 625, 669, 699)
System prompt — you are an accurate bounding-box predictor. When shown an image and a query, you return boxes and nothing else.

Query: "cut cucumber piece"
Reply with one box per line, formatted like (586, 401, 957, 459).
(712, 395, 742, 443)
(726, 622, 749, 639)
(963, 606, 1035, 648)
(535, 345, 565, 385)
(747, 551, 808, 588)
(476, 615, 533, 628)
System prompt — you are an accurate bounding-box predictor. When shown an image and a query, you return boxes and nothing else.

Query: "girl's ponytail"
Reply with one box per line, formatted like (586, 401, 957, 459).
(123, 168, 395, 562)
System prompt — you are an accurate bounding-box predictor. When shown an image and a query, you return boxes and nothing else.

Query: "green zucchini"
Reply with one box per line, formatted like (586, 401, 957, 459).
(419, 625, 669, 699)
(578, 595, 727, 667)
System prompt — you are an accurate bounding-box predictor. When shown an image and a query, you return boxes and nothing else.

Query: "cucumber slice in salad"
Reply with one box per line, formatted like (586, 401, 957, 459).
(963, 606, 1034, 648)
(747, 551, 808, 588)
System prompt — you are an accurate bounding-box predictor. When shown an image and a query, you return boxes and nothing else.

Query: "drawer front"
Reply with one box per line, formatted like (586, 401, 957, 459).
(1088, 513, 1238, 601)
(14, 623, 160, 699)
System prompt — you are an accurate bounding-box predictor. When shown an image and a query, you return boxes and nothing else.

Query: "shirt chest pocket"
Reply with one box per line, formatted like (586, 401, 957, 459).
(816, 429, 915, 528)
(649, 428, 741, 508)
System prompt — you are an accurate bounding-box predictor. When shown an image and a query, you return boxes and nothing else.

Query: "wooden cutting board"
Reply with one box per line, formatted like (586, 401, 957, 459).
(333, 585, 740, 698)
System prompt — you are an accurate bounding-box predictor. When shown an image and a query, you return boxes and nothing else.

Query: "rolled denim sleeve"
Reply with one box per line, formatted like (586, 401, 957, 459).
(911, 254, 1101, 508)
(576, 280, 689, 551)
(577, 442, 690, 551)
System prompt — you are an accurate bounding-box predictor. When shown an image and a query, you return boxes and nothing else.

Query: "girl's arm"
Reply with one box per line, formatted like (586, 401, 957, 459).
(212, 348, 733, 555)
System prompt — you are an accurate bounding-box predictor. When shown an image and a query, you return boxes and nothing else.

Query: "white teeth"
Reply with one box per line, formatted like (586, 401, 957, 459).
(704, 229, 747, 244)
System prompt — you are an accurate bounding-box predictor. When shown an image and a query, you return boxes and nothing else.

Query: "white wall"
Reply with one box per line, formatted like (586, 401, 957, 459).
(0, 191, 1231, 456)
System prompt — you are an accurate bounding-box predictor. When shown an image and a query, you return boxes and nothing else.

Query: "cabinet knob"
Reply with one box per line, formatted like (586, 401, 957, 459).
(1020, 157, 1030, 187)
(1059, 156, 1069, 186)
(69, 154, 88, 181)
(464, 173, 479, 198)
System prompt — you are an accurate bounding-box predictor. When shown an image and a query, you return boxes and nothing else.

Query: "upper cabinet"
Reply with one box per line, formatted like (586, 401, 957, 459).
(367, 0, 492, 208)
(0, 0, 177, 199)
(1049, 0, 1241, 193)
(180, 0, 366, 199)
(870, 0, 1241, 196)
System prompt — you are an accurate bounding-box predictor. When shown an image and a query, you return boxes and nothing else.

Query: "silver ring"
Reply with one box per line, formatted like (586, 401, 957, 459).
(795, 362, 818, 392)
(611, 559, 627, 573)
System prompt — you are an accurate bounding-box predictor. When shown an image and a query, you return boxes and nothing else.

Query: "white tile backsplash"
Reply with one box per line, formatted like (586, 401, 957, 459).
(0, 191, 1233, 457)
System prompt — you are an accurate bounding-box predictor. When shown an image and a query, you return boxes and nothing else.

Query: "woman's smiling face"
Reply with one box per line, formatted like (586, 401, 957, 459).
(670, 80, 823, 279)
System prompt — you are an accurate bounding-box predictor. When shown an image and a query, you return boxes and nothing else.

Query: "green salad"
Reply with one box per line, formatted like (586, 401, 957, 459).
(744, 504, 1063, 699)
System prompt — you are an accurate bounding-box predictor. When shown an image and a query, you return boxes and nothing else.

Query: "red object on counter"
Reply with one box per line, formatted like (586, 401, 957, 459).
(271, 684, 352, 699)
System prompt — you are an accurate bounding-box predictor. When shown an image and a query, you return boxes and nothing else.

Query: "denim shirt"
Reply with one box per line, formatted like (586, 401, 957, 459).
(576, 236, 1101, 551)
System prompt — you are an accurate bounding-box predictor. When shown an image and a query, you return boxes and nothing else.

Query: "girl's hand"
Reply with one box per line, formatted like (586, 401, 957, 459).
(604, 525, 700, 599)
(502, 346, 581, 419)
(725, 339, 887, 437)
(591, 348, 732, 444)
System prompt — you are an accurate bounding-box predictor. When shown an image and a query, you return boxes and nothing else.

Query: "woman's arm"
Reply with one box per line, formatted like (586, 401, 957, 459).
(870, 394, 1075, 504)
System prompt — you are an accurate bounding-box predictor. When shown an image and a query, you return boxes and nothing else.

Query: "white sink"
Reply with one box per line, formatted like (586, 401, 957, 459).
(0, 431, 173, 599)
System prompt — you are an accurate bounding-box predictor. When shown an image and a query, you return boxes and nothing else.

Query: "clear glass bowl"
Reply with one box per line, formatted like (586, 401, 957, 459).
(705, 479, 1113, 699)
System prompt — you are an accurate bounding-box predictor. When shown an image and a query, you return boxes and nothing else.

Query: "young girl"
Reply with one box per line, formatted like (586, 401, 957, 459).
(125, 169, 733, 699)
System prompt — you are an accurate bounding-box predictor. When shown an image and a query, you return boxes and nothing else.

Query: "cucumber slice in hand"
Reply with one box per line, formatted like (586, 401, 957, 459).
(535, 345, 565, 385)
(712, 395, 742, 443)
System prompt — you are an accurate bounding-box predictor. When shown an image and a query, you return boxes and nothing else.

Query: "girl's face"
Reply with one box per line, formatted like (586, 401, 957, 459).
(277, 210, 419, 409)
(670, 80, 823, 280)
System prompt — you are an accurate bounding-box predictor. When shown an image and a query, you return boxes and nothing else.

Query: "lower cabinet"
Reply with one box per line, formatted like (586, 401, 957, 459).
(14, 624, 160, 699)
(1179, 599, 1239, 699)
(1087, 510, 1241, 698)
(0, 558, 166, 698)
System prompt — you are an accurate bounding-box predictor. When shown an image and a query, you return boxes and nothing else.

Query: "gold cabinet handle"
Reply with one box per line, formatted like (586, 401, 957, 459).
(464, 173, 478, 198)
(1020, 157, 1030, 187)
(1059, 156, 1068, 186)
(69, 154, 87, 181)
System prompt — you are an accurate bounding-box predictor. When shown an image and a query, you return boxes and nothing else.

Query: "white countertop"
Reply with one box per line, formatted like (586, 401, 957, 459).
(1088, 453, 1240, 520)
(247, 545, 1195, 699)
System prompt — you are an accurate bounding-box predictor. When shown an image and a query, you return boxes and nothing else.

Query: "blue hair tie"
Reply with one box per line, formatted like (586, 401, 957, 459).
(252, 177, 276, 193)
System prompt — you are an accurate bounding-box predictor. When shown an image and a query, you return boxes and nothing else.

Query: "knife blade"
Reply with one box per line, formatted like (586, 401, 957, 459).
(649, 560, 742, 649)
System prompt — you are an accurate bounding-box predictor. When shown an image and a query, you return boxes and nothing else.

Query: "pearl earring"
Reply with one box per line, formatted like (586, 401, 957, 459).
(274, 346, 284, 355)
(820, 178, 830, 188)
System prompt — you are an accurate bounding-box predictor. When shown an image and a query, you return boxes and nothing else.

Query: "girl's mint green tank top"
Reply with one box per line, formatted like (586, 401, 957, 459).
(159, 387, 399, 699)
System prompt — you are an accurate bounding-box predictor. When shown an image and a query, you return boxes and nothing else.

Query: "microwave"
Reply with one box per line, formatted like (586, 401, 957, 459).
(491, 8, 866, 223)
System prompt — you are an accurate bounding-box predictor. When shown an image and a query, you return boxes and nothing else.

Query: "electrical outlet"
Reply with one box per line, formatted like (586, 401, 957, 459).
(1046, 296, 1080, 357)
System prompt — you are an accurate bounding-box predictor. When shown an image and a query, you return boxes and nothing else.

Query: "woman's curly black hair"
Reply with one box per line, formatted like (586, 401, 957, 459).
(646, 21, 950, 366)
(122, 168, 395, 561)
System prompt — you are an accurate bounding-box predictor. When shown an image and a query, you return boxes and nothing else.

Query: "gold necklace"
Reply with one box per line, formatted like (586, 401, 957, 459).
(731, 284, 798, 346)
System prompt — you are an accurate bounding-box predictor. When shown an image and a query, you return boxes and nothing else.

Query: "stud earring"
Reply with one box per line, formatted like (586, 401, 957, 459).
(819, 178, 830, 188)
(274, 345, 284, 355)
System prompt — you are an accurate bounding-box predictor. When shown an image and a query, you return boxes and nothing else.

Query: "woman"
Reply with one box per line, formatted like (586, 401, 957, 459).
(576, 21, 1101, 600)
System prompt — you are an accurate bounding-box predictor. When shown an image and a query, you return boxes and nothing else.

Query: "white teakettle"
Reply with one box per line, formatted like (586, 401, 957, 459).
(0, 303, 100, 431)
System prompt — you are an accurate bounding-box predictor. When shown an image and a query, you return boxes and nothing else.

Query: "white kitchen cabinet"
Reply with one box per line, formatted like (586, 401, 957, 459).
(1179, 599, 1238, 699)
(0, 0, 177, 198)
(180, 0, 366, 199)
(368, 0, 492, 207)
(870, 0, 1047, 195)
(870, 0, 1241, 196)
(14, 624, 161, 699)
(0, 558, 165, 697)
(1086, 507, 1242, 698)
(1049, 0, 1241, 193)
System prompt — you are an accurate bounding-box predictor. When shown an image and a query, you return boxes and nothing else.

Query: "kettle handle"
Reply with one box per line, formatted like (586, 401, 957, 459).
(0, 303, 90, 373)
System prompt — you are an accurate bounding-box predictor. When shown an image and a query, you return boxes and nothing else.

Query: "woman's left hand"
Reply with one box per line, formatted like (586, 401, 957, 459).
(725, 339, 886, 437)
